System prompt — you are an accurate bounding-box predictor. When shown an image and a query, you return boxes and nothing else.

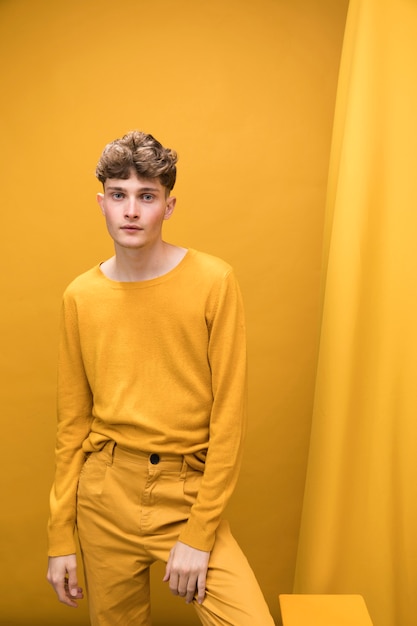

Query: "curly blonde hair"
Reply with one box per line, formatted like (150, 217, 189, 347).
(96, 130, 178, 191)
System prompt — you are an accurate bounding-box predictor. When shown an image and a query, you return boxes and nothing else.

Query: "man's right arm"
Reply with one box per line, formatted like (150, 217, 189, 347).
(47, 292, 93, 603)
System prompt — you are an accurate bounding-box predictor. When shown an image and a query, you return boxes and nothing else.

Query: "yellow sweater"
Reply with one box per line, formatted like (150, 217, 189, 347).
(48, 248, 247, 555)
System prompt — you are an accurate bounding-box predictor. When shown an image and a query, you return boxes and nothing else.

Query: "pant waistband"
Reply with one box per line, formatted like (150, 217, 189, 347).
(104, 441, 187, 472)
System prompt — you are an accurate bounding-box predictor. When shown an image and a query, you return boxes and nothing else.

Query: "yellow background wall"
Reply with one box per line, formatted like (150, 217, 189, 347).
(0, 1, 348, 624)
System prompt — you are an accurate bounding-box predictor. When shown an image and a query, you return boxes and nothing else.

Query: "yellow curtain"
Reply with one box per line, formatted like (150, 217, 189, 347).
(294, 2, 417, 626)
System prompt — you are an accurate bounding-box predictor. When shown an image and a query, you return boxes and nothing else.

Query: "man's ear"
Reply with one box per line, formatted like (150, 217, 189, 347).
(164, 196, 176, 220)
(97, 193, 105, 215)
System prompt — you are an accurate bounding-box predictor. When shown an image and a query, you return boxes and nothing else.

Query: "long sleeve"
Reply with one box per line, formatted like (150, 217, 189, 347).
(47, 295, 93, 555)
(178, 269, 247, 551)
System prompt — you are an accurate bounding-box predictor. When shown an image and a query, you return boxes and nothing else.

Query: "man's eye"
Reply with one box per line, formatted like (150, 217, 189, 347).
(142, 194, 153, 201)
(112, 193, 124, 200)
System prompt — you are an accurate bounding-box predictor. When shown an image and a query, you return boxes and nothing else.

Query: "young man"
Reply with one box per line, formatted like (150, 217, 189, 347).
(47, 130, 275, 625)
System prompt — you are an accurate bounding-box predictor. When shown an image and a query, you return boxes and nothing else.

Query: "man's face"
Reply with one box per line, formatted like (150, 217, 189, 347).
(97, 173, 176, 252)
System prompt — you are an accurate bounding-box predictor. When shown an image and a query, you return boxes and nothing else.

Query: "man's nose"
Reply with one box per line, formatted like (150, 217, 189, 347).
(125, 198, 139, 218)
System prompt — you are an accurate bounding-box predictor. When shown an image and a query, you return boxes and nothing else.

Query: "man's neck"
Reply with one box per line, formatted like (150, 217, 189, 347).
(101, 242, 187, 282)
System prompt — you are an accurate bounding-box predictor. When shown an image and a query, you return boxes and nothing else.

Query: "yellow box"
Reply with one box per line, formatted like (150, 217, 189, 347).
(279, 594, 374, 626)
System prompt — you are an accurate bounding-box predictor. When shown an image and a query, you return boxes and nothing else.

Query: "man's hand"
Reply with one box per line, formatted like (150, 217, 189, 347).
(46, 554, 84, 608)
(163, 541, 210, 605)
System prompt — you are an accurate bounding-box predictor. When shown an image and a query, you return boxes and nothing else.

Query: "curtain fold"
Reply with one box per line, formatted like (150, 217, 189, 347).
(294, 1, 417, 625)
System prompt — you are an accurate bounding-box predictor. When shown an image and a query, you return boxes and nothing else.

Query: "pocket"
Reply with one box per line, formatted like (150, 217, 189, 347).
(77, 451, 108, 498)
(182, 466, 203, 505)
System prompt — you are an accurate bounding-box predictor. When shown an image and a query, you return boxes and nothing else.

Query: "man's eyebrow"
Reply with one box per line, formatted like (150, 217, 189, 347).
(106, 185, 160, 192)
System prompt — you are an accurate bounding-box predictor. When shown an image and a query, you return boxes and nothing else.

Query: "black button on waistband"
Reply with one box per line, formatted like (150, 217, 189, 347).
(149, 453, 160, 465)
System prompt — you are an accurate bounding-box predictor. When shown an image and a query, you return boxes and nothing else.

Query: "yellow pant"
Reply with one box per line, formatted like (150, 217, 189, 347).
(77, 442, 275, 625)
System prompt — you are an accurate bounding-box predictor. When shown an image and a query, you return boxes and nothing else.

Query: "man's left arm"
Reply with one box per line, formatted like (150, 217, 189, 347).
(164, 268, 247, 602)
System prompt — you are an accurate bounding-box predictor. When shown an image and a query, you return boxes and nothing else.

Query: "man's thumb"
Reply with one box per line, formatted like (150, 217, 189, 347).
(68, 570, 78, 596)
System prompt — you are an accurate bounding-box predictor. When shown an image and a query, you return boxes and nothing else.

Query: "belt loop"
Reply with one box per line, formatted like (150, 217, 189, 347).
(105, 440, 117, 466)
(180, 457, 188, 479)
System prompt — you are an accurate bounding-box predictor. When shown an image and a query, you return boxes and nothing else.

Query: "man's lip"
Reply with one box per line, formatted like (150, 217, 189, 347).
(121, 225, 142, 230)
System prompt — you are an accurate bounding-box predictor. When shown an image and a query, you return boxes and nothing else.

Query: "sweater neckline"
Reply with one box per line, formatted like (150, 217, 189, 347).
(97, 248, 194, 288)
